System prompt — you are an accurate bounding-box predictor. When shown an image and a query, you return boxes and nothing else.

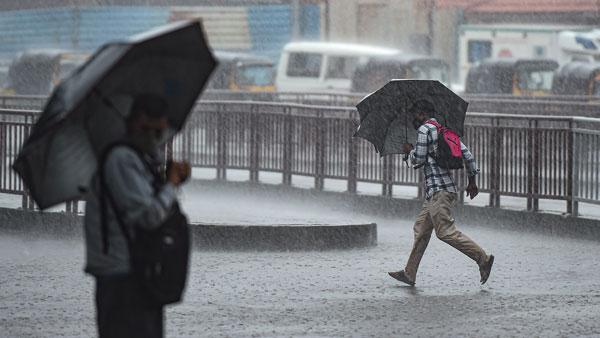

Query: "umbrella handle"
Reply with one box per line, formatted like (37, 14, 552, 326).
(403, 153, 409, 166)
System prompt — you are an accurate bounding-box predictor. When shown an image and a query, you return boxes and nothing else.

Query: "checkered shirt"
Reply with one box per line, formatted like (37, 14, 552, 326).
(409, 118, 480, 199)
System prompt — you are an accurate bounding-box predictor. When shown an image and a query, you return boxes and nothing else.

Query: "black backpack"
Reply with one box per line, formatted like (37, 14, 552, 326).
(99, 142, 190, 305)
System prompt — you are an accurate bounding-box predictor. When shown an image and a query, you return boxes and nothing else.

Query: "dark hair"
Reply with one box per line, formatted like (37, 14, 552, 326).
(408, 99, 436, 117)
(128, 93, 168, 121)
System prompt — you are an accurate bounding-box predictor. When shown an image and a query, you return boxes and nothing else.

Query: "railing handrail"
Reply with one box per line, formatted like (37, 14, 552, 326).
(0, 108, 39, 116)
(5, 102, 600, 125)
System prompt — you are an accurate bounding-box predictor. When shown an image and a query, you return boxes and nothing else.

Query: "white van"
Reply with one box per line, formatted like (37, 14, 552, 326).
(276, 41, 401, 92)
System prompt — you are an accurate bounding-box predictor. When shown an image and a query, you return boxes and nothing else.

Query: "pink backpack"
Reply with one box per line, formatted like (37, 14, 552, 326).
(425, 121, 464, 169)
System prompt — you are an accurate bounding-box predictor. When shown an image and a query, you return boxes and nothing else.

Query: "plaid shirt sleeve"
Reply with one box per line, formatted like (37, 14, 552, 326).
(461, 141, 480, 177)
(409, 125, 430, 167)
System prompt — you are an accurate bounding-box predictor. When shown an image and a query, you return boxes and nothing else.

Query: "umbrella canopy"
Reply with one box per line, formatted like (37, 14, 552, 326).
(354, 79, 468, 157)
(13, 20, 217, 209)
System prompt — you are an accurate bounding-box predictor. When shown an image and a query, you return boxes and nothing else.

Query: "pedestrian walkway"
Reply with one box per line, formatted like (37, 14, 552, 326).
(2, 168, 598, 220)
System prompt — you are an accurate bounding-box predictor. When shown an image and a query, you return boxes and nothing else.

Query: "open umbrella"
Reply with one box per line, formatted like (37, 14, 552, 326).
(354, 79, 468, 156)
(13, 20, 217, 209)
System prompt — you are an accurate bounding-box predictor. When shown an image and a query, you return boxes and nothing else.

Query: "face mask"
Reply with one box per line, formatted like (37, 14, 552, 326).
(412, 117, 423, 130)
(129, 132, 160, 157)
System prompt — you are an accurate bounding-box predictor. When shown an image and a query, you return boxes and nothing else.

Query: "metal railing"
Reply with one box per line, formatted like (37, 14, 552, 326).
(1, 101, 599, 215)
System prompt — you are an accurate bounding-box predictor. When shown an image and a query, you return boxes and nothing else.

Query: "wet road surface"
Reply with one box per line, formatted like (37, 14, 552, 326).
(1, 184, 600, 337)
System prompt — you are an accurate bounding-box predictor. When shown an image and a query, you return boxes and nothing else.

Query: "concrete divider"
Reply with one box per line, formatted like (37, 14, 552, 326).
(0, 206, 377, 251)
(192, 223, 377, 251)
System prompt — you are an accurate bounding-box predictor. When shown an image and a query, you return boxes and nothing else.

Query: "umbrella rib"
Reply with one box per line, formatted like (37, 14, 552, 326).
(93, 89, 126, 118)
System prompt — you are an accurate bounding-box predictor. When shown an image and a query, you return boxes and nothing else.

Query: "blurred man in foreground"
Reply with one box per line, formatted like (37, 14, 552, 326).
(84, 94, 190, 338)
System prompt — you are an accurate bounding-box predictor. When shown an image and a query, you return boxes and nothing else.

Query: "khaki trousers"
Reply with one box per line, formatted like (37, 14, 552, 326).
(404, 190, 487, 282)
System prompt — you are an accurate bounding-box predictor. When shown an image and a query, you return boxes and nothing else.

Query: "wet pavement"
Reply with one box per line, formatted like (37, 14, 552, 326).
(1, 182, 600, 337)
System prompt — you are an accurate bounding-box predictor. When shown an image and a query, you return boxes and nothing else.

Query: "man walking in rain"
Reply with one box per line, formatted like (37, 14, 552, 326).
(388, 99, 494, 286)
(84, 94, 191, 338)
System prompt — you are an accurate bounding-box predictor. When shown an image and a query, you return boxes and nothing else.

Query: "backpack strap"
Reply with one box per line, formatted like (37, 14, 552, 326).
(422, 121, 441, 160)
(425, 120, 442, 131)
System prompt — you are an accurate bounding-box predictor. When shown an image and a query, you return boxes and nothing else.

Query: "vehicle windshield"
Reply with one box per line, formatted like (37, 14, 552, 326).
(234, 64, 274, 86)
(409, 64, 449, 85)
(516, 68, 554, 91)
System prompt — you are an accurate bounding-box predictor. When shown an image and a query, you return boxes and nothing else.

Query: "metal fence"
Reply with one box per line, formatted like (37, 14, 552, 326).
(1, 101, 599, 215)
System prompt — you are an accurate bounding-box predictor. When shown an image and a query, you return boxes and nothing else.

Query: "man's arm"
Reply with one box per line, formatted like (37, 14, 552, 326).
(409, 126, 429, 167)
(104, 147, 178, 230)
(461, 142, 480, 177)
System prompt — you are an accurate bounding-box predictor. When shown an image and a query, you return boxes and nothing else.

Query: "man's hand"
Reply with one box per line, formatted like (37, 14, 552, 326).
(167, 161, 191, 186)
(466, 175, 479, 199)
(403, 142, 414, 154)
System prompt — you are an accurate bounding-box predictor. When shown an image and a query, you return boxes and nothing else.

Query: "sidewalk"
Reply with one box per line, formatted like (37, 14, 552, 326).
(191, 168, 600, 221)
(1, 167, 598, 222)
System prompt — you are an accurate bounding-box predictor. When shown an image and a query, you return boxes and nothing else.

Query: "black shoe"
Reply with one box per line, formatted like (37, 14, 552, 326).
(480, 255, 494, 285)
(388, 270, 415, 286)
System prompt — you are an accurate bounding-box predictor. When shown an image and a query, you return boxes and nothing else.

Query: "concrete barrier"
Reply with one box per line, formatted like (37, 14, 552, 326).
(192, 223, 377, 251)
(0, 207, 377, 251)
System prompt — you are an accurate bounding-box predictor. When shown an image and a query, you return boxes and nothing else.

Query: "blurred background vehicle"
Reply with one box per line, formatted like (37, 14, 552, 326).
(275, 41, 401, 92)
(464, 58, 559, 95)
(458, 25, 600, 88)
(552, 61, 600, 99)
(350, 54, 450, 94)
(207, 51, 276, 91)
(1, 49, 89, 96)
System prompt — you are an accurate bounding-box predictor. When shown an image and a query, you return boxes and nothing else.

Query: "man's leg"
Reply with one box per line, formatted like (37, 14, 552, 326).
(96, 274, 164, 338)
(403, 199, 435, 283)
(429, 191, 489, 267)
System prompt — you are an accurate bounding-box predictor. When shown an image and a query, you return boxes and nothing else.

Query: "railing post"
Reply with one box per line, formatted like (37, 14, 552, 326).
(487, 124, 495, 207)
(568, 120, 579, 215)
(314, 111, 325, 191)
(282, 107, 293, 186)
(526, 121, 534, 211)
(249, 105, 259, 183)
(494, 127, 502, 207)
(533, 120, 539, 211)
(381, 156, 393, 197)
(216, 105, 227, 180)
(347, 119, 358, 193)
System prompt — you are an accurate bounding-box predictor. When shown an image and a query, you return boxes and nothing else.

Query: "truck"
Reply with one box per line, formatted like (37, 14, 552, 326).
(456, 24, 600, 88)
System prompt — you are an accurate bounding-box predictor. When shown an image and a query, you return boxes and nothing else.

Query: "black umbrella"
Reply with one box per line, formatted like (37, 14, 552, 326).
(354, 79, 468, 156)
(13, 20, 217, 209)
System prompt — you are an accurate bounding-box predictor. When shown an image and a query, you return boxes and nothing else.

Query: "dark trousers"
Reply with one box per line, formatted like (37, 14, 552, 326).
(95, 274, 163, 338)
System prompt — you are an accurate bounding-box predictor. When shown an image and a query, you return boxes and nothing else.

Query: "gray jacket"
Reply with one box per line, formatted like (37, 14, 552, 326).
(84, 146, 177, 277)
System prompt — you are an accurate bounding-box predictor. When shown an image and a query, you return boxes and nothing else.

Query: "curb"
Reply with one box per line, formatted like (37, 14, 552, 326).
(0, 207, 377, 251)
